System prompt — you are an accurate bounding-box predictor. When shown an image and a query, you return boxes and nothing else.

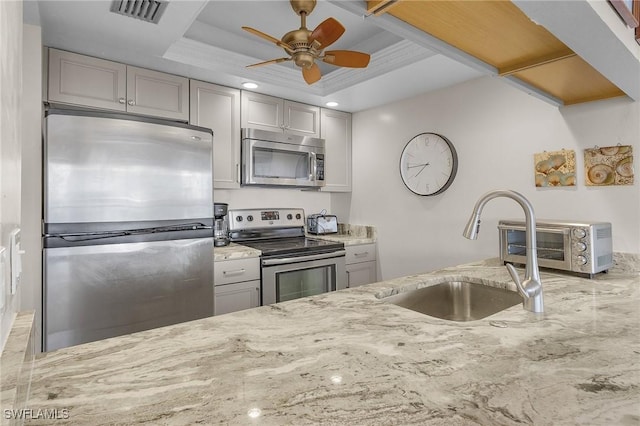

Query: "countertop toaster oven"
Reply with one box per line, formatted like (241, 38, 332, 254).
(498, 220, 613, 277)
(307, 214, 338, 235)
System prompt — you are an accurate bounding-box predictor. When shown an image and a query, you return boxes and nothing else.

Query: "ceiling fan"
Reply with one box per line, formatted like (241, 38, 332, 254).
(242, 0, 371, 85)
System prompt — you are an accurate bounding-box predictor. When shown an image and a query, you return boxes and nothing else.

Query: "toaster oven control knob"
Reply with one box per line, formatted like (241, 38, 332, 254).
(247, 215, 254, 222)
(573, 228, 587, 239)
(295, 213, 302, 220)
(287, 214, 293, 220)
(573, 242, 587, 252)
(576, 255, 588, 265)
(235, 216, 243, 222)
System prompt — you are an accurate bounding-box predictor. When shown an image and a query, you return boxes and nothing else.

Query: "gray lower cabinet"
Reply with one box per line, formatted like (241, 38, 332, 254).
(345, 243, 377, 288)
(214, 257, 261, 315)
(214, 280, 261, 315)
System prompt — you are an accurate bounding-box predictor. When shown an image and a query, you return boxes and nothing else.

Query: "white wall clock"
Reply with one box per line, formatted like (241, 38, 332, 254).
(399, 132, 458, 196)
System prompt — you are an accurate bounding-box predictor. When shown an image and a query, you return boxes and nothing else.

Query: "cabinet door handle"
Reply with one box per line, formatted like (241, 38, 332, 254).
(118, 98, 126, 104)
(223, 269, 246, 276)
(354, 252, 369, 257)
(127, 99, 135, 106)
(236, 163, 240, 184)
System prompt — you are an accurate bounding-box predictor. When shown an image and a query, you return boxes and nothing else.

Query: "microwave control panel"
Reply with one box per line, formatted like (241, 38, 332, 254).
(316, 154, 325, 181)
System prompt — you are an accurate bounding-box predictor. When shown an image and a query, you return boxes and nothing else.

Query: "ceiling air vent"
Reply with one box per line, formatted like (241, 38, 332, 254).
(110, 0, 167, 24)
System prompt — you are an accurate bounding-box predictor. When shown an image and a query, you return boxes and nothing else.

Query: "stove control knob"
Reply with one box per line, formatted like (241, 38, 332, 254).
(295, 213, 301, 220)
(287, 214, 293, 220)
(573, 242, 587, 252)
(576, 255, 588, 265)
(235, 216, 243, 222)
(247, 215, 254, 222)
(573, 228, 587, 239)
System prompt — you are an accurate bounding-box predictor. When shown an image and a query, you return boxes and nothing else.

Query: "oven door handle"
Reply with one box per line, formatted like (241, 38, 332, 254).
(262, 250, 346, 266)
(498, 225, 570, 235)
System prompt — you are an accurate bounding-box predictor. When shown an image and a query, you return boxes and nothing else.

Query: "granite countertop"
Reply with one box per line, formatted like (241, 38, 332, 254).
(22, 255, 639, 425)
(308, 223, 377, 246)
(214, 242, 261, 262)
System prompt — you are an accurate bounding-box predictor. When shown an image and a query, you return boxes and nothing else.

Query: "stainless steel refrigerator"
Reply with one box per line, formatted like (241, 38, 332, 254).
(43, 108, 214, 352)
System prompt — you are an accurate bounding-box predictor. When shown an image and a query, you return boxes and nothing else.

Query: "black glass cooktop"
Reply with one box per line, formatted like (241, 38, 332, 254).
(239, 237, 344, 257)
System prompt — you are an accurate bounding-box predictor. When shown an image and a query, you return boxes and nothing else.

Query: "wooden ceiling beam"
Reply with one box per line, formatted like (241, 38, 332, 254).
(498, 48, 576, 76)
(366, 0, 400, 16)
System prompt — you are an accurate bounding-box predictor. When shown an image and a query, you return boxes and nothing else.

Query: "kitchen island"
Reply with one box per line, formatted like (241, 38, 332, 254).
(18, 255, 640, 425)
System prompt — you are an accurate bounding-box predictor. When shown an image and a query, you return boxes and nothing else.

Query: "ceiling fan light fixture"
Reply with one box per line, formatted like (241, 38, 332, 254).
(242, 82, 259, 89)
(242, 0, 370, 85)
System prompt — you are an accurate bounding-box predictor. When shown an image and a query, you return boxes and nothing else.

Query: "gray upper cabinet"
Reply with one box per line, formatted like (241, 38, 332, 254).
(48, 48, 189, 121)
(190, 80, 241, 189)
(48, 48, 127, 112)
(320, 108, 352, 192)
(241, 91, 320, 137)
(125, 66, 189, 121)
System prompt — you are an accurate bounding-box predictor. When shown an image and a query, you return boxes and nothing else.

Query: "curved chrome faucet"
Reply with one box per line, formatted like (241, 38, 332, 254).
(463, 190, 544, 314)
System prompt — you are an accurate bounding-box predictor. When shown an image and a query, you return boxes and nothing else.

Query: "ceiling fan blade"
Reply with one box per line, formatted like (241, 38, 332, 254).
(246, 58, 291, 68)
(323, 50, 370, 68)
(309, 18, 345, 49)
(302, 63, 322, 85)
(242, 26, 293, 53)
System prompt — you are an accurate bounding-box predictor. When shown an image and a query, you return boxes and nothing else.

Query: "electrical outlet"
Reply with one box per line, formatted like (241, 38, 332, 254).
(10, 229, 24, 295)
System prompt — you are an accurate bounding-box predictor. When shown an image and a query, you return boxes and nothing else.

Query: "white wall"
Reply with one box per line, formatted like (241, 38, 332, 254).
(215, 188, 340, 218)
(351, 76, 640, 281)
(20, 23, 42, 351)
(0, 0, 23, 350)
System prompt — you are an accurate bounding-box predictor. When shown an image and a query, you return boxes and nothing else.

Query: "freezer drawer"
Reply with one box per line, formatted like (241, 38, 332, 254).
(44, 238, 214, 351)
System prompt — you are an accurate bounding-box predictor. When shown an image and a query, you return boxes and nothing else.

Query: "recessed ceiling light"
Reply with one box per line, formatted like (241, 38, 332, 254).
(325, 101, 339, 107)
(242, 82, 258, 89)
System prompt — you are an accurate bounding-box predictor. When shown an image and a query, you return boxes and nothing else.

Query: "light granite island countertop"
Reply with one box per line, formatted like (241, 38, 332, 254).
(22, 255, 640, 425)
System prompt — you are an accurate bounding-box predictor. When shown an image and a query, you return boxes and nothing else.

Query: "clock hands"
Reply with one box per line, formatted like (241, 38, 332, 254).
(407, 163, 430, 168)
(407, 162, 430, 178)
(400, 133, 458, 196)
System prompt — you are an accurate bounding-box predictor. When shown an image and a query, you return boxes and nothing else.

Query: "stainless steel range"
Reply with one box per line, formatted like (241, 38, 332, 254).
(228, 208, 347, 305)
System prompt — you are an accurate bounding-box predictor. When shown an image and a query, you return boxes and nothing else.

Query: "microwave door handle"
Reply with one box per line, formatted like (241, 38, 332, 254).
(309, 152, 317, 181)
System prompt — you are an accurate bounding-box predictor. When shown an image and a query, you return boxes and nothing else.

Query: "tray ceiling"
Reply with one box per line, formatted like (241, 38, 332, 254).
(24, 1, 638, 112)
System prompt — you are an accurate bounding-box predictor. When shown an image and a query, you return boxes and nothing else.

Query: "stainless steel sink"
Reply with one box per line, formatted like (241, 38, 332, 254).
(384, 280, 522, 321)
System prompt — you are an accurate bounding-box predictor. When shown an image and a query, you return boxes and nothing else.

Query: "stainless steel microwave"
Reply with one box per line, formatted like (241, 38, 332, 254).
(498, 220, 613, 277)
(241, 128, 325, 188)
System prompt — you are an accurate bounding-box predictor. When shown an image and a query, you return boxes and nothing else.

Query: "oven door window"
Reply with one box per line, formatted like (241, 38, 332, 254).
(276, 265, 335, 302)
(507, 229, 565, 261)
(253, 147, 309, 180)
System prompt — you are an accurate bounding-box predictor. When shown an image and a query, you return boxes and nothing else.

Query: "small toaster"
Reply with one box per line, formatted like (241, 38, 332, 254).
(307, 214, 338, 234)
